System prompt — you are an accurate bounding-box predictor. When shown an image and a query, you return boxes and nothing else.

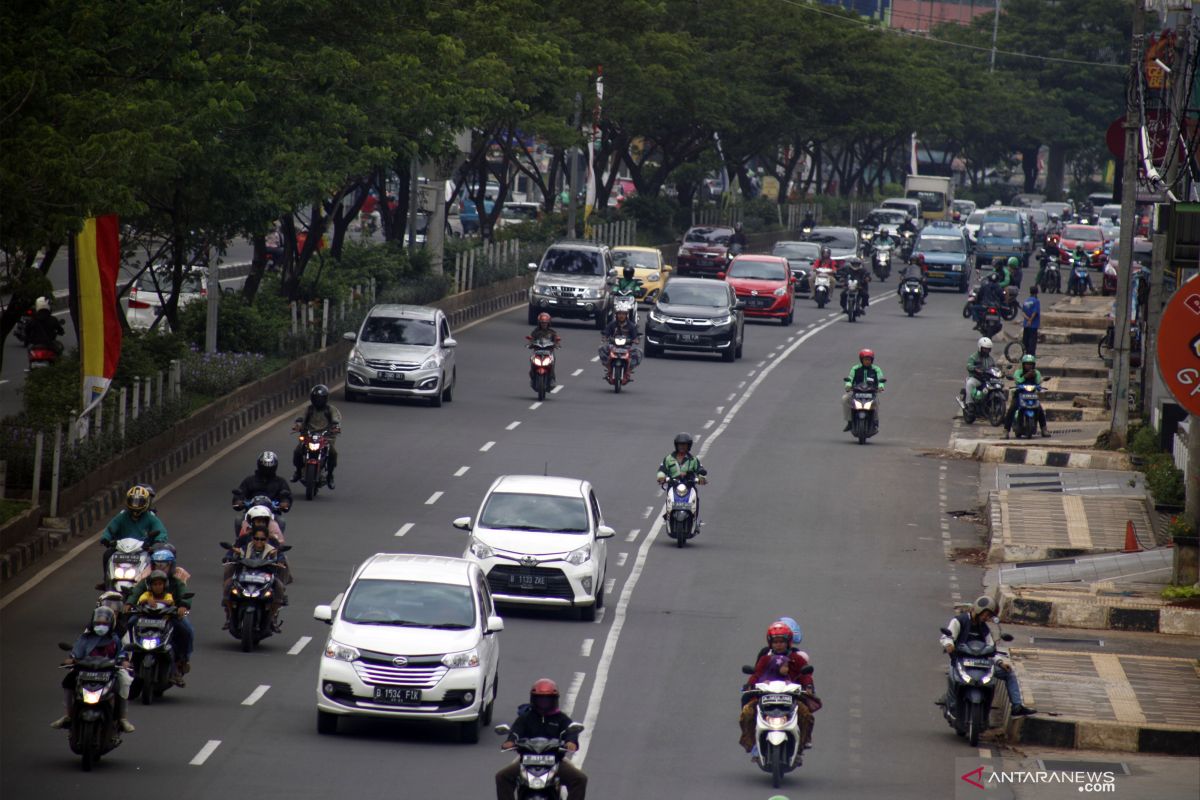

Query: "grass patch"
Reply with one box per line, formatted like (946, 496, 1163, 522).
(0, 499, 31, 524)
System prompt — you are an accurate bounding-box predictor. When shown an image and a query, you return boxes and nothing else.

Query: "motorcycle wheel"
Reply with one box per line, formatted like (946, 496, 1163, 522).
(613, 366, 622, 394)
(1000, 304, 1017, 321)
(676, 529, 686, 548)
(79, 721, 97, 772)
(905, 298, 916, 317)
(1004, 340, 1025, 363)
(305, 463, 318, 501)
(770, 744, 785, 788)
(986, 394, 1007, 427)
(816, 297, 827, 309)
(962, 303, 971, 319)
(141, 664, 155, 705)
(968, 702, 986, 747)
(847, 304, 857, 323)
(241, 609, 256, 653)
(536, 375, 546, 402)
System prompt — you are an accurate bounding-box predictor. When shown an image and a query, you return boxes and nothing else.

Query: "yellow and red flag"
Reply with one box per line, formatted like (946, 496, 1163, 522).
(72, 215, 122, 412)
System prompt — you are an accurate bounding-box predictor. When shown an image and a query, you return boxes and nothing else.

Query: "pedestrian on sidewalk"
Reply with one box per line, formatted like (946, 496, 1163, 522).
(1021, 285, 1040, 357)
(938, 596, 1036, 718)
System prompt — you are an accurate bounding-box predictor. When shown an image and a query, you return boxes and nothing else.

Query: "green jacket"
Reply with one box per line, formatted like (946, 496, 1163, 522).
(845, 363, 884, 389)
(1012, 368, 1043, 386)
(125, 573, 191, 609)
(966, 350, 996, 376)
(657, 453, 703, 480)
(995, 265, 1012, 289)
(301, 404, 342, 431)
(101, 510, 168, 546)
(615, 277, 643, 295)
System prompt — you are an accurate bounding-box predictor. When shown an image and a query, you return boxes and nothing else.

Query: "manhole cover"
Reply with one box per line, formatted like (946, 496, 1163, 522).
(1037, 760, 1129, 775)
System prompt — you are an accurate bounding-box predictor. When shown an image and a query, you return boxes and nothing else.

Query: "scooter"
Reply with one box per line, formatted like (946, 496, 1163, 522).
(604, 335, 634, 393)
(294, 424, 336, 501)
(812, 267, 835, 309)
(1012, 383, 1046, 439)
(608, 291, 638, 326)
(493, 721, 586, 800)
(899, 277, 923, 316)
(104, 538, 151, 594)
(220, 542, 290, 652)
(739, 665, 816, 789)
(958, 367, 1007, 426)
(57, 644, 124, 772)
(872, 239, 894, 280)
(847, 377, 883, 444)
(962, 283, 979, 319)
(1067, 259, 1091, 296)
(128, 600, 186, 704)
(1038, 252, 1061, 293)
(939, 626, 1014, 747)
(527, 336, 558, 401)
(663, 469, 706, 548)
(28, 344, 59, 368)
(999, 287, 1019, 321)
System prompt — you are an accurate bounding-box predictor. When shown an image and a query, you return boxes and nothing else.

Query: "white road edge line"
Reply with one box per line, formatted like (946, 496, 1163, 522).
(480, 441, 495, 452)
(288, 636, 313, 656)
(575, 292, 895, 766)
(454, 466, 470, 477)
(395, 523, 414, 537)
(190, 740, 222, 766)
(241, 685, 271, 706)
(425, 491, 443, 505)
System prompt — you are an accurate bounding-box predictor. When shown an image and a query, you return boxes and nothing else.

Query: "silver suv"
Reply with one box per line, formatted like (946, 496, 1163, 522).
(343, 304, 457, 406)
(527, 241, 613, 329)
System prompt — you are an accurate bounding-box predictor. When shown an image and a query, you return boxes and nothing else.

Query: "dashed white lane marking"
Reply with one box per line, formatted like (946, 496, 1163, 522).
(737, 381, 746, 389)
(551, 385, 564, 394)
(480, 441, 495, 452)
(775, 343, 785, 350)
(581, 639, 594, 658)
(530, 401, 542, 410)
(756, 361, 766, 368)
(242, 685, 271, 706)
(190, 740, 222, 766)
(979, 748, 992, 758)
(0, 379, 8, 386)
(590, 356, 600, 362)
(807, 323, 817, 329)
(617, 552, 628, 566)
(592, 607, 606, 624)
(625, 528, 640, 542)
(642, 506, 653, 518)
(747, 370, 756, 376)
(287, 636, 312, 656)
(716, 405, 725, 414)
(394, 523, 414, 537)
(727, 392, 738, 402)
(425, 491, 443, 505)
(702, 419, 715, 429)
(454, 466, 469, 477)
(604, 578, 616, 595)
(506, 421, 521, 430)
(572, 368, 584, 376)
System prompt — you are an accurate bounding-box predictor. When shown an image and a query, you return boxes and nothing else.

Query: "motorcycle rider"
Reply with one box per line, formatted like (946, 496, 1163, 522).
(938, 596, 1036, 717)
(1070, 244, 1095, 294)
(973, 273, 1004, 328)
(26, 296, 65, 354)
(496, 679, 588, 800)
(1006, 255, 1023, 290)
(98, 485, 168, 587)
(964, 337, 997, 409)
(1003, 354, 1049, 439)
(613, 264, 643, 298)
(598, 306, 641, 379)
(838, 258, 871, 315)
(527, 312, 562, 386)
(800, 211, 816, 232)
(124, 547, 193, 685)
(51, 607, 135, 733)
(842, 349, 885, 431)
(222, 523, 287, 633)
(898, 253, 928, 302)
(739, 622, 816, 754)
(898, 215, 918, 238)
(232, 451, 292, 514)
(291, 384, 341, 489)
(656, 432, 707, 488)
(812, 246, 836, 275)
(233, 504, 290, 584)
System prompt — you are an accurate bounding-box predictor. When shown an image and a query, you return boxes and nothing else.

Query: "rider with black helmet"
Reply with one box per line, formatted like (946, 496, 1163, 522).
(292, 385, 342, 488)
(234, 450, 293, 512)
(656, 433, 707, 486)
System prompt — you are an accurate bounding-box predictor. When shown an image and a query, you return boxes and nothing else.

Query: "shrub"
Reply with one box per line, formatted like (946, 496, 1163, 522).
(180, 347, 268, 397)
(1144, 453, 1185, 507)
(20, 351, 83, 426)
(1161, 584, 1200, 600)
(177, 286, 290, 355)
(1128, 423, 1159, 457)
(741, 197, 782, 231)
(622, 194, 679, 242)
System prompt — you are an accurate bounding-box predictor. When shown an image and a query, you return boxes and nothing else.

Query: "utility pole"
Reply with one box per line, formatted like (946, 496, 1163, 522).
(407, 154, 421, 250)
(989, 0, 1002, 72)
(566, 92, 582, 238)
(205, 250, 219, 353)
(1110, 0, 1146, 447)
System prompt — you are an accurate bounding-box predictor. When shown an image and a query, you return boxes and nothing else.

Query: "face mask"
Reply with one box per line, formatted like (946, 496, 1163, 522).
(93, 625, 111, 636)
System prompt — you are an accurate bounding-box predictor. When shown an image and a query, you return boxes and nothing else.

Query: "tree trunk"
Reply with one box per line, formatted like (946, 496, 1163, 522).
(243, 234, 268, 304)
(1019, 145, 1041, 193)
(1044, 143, 1067, 201)
(776, 146, 802, 205)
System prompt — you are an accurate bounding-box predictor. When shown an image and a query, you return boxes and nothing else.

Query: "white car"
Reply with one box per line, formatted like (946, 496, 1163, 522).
(455, 475, 615, 621)
(126, 267, 206, 330)
(313, 553, 504, 742)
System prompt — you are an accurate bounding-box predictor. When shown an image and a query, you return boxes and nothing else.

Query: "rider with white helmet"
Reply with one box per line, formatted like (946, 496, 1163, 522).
(965, 337, 996, 406)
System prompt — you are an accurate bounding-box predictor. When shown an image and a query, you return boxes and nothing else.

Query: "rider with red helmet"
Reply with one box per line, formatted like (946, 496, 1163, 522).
(497, 678, 588, 799)
(527, 312, 562, 385)
(738, 623, 817, 753)
(842, 349, 885, 431)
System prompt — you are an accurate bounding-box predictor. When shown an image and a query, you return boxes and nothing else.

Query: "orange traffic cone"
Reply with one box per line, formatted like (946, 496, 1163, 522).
(1122, 520, 1142, 553)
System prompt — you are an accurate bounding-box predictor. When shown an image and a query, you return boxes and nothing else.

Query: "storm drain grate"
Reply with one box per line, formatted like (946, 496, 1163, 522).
(1030, 637, 1105, 646)
(1037, 760, 1129, 775)
(1012, 558, 1078, 568)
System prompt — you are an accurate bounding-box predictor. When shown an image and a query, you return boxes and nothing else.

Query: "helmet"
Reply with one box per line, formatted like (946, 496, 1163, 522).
(148, 569, 169, 585)
(310, 384, 330, 409)
(125, 485, 152, 517)
(623, 265, 635, 280)
(1007, 256, 1020, 267)
(1075, 243, 1086, 252)
(1021, 354, 1036, 365)
(734, 221, 744, 232)
(972, 595, 997, 619)
(91, 606, 116, 634)
(766, 621, 792, 644)
(778, 616, 802, 646)
(247, 505, 273, 522)
(151, 548, 176, 567)
(977, 337, 993, 350)
(97, 590, 124, 614)
(537, 312, 551, 325)
(529, 678, 560, 715)
(35, 296, 50, 312)
(821, 246, 831, 259)
(256, 450, 278, 478)
(858, 348, 874, 362)
(673, 432, 693, 450)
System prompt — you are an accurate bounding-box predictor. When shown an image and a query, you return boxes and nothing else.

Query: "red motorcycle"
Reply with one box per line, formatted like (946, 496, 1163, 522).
(527, 336, 558, 401)
(293, 424, 337, 501)
(28, 344, 59, 369)
(604, 334, 635, 393)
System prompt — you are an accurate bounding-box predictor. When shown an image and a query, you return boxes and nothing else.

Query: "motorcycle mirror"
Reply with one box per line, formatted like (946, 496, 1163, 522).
(799, 665, 815, 675)
(697, 467, 708, 476)
(278, 545, 293, 552)
(940, 627, 953, 637)
(566, 722, 585, 735)
(219, 542, 232, 550)
(58, 642, 72, 651)
(1000, 633, 1014, 642)
(741, 665, 755, 675)
(494, 724, 513, 736)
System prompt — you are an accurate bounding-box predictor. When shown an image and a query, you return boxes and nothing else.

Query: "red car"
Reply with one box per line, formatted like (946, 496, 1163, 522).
(676, 226, 735, 276)
(1056, 224, 1108, 268)
(721, 255, 795, 325)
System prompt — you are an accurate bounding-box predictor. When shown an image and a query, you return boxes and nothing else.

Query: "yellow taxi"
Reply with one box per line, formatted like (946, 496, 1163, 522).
(611, 246, 671, 304)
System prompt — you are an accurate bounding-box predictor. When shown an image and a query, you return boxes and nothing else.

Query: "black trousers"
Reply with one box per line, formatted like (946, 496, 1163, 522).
(1022, 326, 1038, 357)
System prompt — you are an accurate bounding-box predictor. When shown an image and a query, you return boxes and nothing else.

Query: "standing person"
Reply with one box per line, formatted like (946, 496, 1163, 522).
(1021, 286, 1040, 357)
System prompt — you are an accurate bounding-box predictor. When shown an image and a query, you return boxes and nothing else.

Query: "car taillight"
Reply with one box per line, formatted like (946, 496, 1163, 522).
(129, 299, 151, 309)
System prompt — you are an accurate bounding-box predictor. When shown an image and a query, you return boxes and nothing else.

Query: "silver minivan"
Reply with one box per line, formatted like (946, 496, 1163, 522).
(343, 304, 457, 406)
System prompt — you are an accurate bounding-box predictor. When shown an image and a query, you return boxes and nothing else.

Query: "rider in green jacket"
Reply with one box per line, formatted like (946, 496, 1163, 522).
(1004, 354, 1049, 438)
(842, 349, 885, 431)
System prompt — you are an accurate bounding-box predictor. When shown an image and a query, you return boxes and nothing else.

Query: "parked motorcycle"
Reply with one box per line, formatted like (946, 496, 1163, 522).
(958, 366, 1007, 426)
(847, 376, 882, 444)
(843, 278, 863, 323)
(493, 721, 586, 800)
(57, 644, 124, 771)
(128, 600, 187, 704)
(1012, 383, 1046, 439)
(663, 469, 706, 548)
(220, 542, 290, 652)
(527, 336, 558, 401)
(812, 267, 834, 309)
(739, 665, 816, 789)
(294, 424, 336, 500)
(604, 335, 634, 393)
(104, 538, 151, 594)
(900, 277, 923, 317)
(939, 627, 1014, 747)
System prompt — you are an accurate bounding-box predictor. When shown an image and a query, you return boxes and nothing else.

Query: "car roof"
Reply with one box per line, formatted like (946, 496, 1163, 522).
(366, 304, 440, 320)
(730, 254, 788, 264)
(773, 240, 819, 247)
(686, 225, 735, 233)
(612, 246, 660, 254)
(356, 553, 475, 585)
(811, 226, 856, 235)
(663, 276, 730, 290)
(489, 474, 589, 498)
(549, 240, 607, 251)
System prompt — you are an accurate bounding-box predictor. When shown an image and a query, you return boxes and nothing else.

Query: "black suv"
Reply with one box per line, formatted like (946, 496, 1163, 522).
(645, 277, 744, 362)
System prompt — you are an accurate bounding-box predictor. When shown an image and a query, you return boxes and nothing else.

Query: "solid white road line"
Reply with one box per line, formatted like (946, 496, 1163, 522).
(425, 491, 443, 505)
(395, 523, 414, 537)
(551, 385, 564, 394)
(454, 466, 469, 477)
(241, 685, 270, 706)
(529, 401, 542, 410)
(581, 639, 594, 658)
(625, 529, 640, 542)
(563, 671, 587, 715)
(287, 636, 312, 656)
(616, 552, 628, 567)
(506, 421, 521, 430)
(480, 441, 495, 452)
(572, 368, 583, 377)
(190, 740, 222, 766)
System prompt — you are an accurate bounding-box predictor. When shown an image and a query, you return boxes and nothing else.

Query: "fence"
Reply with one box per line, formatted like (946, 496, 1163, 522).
(586, 220, 637, 248)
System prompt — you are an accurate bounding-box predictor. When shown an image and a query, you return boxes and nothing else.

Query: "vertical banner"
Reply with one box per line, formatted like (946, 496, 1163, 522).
(583, 66, 603, 238)
(74, 214, 122, 415)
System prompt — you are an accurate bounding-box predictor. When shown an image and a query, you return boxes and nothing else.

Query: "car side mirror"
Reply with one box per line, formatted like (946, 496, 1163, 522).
(662, 265, 673, 272)
(494, 724, 513, 736)
(486, 615, 505, 634)
(278, 545, 292, 553)
(735, 301, 746, 310)
(443, 337, 457, 348)
(741, 665, 755, 675)
(314, 605, 333, 624)
(452, 516, 472, 531)
(1000, 633, 1014, 642)
(596, 525, 615, 539)
(343, 331, 357, 342)
(526, 262, 538, 271)
(180, 592, 196, 600)
(608, 268, 618, 277)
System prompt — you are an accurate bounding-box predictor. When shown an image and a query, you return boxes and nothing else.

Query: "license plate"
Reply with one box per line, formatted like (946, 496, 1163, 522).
(137, 618, 167, 629)
(522, 754, 557, 766)
(762, 694, 795, 705)
(507, 573, 546, 587)
(378, 370, 407, 381)
(675, 333, 699, 343)
(373, 686, 422, 705)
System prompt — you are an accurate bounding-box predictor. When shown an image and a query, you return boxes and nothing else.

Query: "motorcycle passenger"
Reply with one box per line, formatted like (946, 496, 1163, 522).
(964, 337, 997, 408)
(598, 307, 641, 378)
(291, 384, 341, 488)
(939, 596, 1036, 717)
(739, 623, 816, 754)
(496, 679, 588, 800)
(838, 258, 871, 314)
(51, 607, 135, 733)
(26, 296, 65, 354)
(99, 485, 168, 587)
(124, 547, 193, 684)
(232, 450, 292, 513)
(528, 312, 562, 385)
(222, 525, 286, 632)
(841, 349, 885, 431)
(1004, 354, 1049, 439)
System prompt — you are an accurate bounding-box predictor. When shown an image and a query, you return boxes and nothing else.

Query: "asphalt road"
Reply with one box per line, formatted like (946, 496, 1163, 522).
(1, 281, 1000, 798)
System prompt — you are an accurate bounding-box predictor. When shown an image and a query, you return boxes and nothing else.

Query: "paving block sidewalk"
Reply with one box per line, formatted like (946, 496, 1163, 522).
(986, 489, 1154, 561)
(1005, 649, 1200, 756)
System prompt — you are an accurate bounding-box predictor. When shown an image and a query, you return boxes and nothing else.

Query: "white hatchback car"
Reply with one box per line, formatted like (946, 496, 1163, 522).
(455, 475, 614, 621)
(313, 554, 504, 742)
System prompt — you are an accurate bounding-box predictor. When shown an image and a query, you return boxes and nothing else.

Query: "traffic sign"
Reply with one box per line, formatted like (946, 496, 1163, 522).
(1157, 276, 1200, 416)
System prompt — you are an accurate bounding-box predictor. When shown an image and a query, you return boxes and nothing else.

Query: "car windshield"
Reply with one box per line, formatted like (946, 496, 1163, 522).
(953, 201, 974, 214)
(137, 271, 204, 295)
(1042, 203, 1071, 216)
(541, 250, 604, 276)
(908, 191, 943, 212)
(809, 230, 857, 251)
(1029, 210, 1048, 225)
(341, 579, 475, 628)
(659, 283, 729, 308)
(772, 242, 820, 260)
(919, 237, 966, 253)
(1064, 226, 1102, 242)
(501, 205, 539, 221)
(865, 210, 906, 226)
(479, 492, 589, 533)
(728, 259, 787, 281)
(612, 250, 659, 269)
(981, 222, 1019, 238)
(684, 227, 733, 246)
(360, 316, 437, 345)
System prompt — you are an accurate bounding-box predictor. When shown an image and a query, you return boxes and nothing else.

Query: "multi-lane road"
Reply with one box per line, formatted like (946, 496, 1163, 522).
(1, 283, 997, 798)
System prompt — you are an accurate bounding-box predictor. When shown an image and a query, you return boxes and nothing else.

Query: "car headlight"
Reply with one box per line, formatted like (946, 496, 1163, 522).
(324, 640, 360, 662)
(442, 648, 480, 668)
(647, 271, 660, 282)
(712, 314, 733, 326)
(951, 263, 962, 271)
(533, 285, 552, 296)
(349, 348, 365, 366)
(420, 355, 440, 370)
(585, 287, 602, 299)
(773, 287, 787, 297)
(649, 309, 668, 323)
(469, 539, 495, 559)
(565, 544, 592, 566)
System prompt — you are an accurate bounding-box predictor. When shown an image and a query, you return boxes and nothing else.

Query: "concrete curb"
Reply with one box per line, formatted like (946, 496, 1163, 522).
(1007, 715, 1200, 756)
(998, 586, 1200, 636)
(953, 438, 1131, 470)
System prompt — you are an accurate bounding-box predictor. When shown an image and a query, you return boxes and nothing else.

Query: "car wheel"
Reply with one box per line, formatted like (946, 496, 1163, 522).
(317, 710, 338, 735)
(645, 342, 661, 358)
(343, 385, 358, 402)
(429, 378, 444, 408)
(781, 309, 793, 326)
(959, 275, 969, 294)
(594, 311, 607, 330)
(722, 343, 736, 362)
(527, 306, 539, 325)
(442, 369, 455, 402)
(579, 602, 597, 622)
(458, 719, 481, 744)
(735, 331, 744, 359)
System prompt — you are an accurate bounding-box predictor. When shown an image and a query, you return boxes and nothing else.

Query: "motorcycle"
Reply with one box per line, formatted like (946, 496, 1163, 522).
(128, 600, 187, 704)
(14, 307, 32, 344)
(740, 665, 816, 789)
(294, 424, 336, 501)
(900, 277, 923, 316)
(899, 229, 916, 261)
(800, 224, 814, 238)
(57, 644, 124, 771)
(957, 366, 1007, 426)
(843, 278, 863, 323)
(998, 286, 1019, 321)
(663, 469, 706, 548)
(962, 283, 979, 319)
(976, 305, 1003, 338)
(939, 627, 1015, 747)
(1037, 251, 1061, 293)
(527, 336, 558, 401)
(812, 266, 834, 309)
(493, 721, 586, 800)
(220, 542, 290, 652)
(847, 377, 882, 444)
(28, 343, 59, 369)
(1101, 261, 1117, 296)
(232, 494, 287, 537)
(1012, 383, 1046, 439)
(1067, 259, 1091, 296)
(104, 538, 151, 594)
(604, 335, 634, 393)
(872, 239, 894, 281)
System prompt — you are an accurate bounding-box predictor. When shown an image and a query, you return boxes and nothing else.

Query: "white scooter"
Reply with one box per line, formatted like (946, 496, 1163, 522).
(741, 666, 815, 789)
(663, 469, 706, 548)
(812, 266, 835, 309)
(494, 721, 585, 799)
(105, 538, 151, 594)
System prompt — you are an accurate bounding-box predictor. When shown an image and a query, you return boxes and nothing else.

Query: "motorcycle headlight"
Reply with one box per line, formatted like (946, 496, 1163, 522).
(307, 441, 321, 451)
(674, 483, 690, 497)
(441, 648, 480, 669)
(141, 637, 160, 649)
(324, 640, 360, 662)
(565, 544, 592, 566)
(764, 715, 791, 730)
(420, 355, 439, 370)
(82, 688, 104, 705)
(349, 348, 365, 366)
(526, 774, 550, 791)
(649, 309, 668, 324)
(468, 539, 495, 560)
(712, 314, 733, 326)
(115, 565, 136, 580)
(879, 252, 890, 261)
(773, 287, 787, 297)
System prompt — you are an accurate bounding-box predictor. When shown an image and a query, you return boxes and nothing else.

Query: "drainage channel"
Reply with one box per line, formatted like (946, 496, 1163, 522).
(1029, 636, 1105, 647)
